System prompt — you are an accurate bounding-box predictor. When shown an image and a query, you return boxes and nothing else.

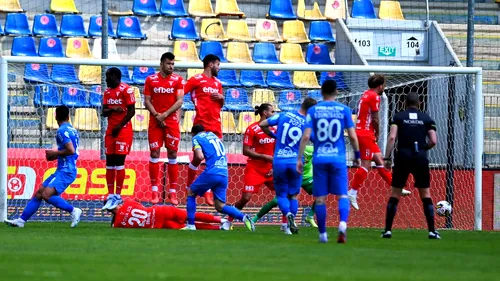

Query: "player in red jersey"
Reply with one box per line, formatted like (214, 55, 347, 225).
(102, 67, 136, 209)
(348, 75, 410, 210)
(144, 52, 184, 205)
(183, 54, 224, 206)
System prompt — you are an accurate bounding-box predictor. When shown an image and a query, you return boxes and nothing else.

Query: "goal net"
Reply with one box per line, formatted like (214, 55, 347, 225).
(0, 58, 482, 230)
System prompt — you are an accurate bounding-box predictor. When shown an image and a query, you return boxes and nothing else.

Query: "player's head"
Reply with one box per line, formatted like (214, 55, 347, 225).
(203, 54, 220, 77)
(191, 124, 205, 136)
(254, 103, 275, 119)
(55, 105, 70, 125)
(368, 74, 386, 95)
(160, 52, 175, 76)
(105, 67, 122, 89)
(321, 80, 338, 98)
(300, 97, 318, 113)
(405, 92, 420, 109)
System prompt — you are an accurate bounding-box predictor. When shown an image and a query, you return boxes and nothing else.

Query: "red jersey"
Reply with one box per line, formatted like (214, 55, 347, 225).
(184, 73, 224, 137)
(103, 82, 135, 135)
(143, 72, 184, 125)
(243, 121, 276, 171)
(112, 200, 161, 228)
(355, 89, 380, 137)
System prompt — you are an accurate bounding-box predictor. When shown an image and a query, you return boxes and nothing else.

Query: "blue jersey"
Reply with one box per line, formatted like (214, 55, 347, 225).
(192, 132, 228, 176)
(267, 111, 306, 164)
(56, 122, 80, 174)
(306, 101, 354, 165)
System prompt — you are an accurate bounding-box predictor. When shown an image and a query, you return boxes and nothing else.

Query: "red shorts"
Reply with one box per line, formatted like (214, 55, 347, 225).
(148, 120, 180, 151)
(105, 130, 133, 155)
(243, 165, 274, 193)
(358, 134, 381, 160)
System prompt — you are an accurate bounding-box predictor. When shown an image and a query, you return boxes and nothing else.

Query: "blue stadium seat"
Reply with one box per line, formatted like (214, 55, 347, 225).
(34, 84, 61, 107)
(113, 66, 134, 85)
(307, 90, 322, 101)
(170, 17, 199, 40)
(89, 86, 103, 108)
(39, 37, 64, 57)
(218, 70, 241, 87)
(24, 64, 51, 83)
(199, 41, 228, 62)
(33, 14, 60, 37)
(351, 0, 377, 19)
(306, 43, 333, 64)
(10, 92, 29, 106)
(160, 0, 188, 17)
(132, 66, 156, 85)
(51, 65, 79, 84)
(268, 0, 297, 19)
(5, 13, 31, 36)
(11, 37, 37, 56)
(253, 43, 280, 64)
(60, 14, 87, 37)
(88, 15, 117, 38)
(278, 90, 301, 111)
(182, 92, 195, 110)
(62, 86, 89, 107)
(117, 16, 147, 39)
(224, 88, 253, 111)
(319, 72, 348, 90)
(133, 0, 160, 16)
(0, 24, 3, 36)
(266, 70, 294, 88)
(309, 21, 335, 42)
(240, 70, 267, 88)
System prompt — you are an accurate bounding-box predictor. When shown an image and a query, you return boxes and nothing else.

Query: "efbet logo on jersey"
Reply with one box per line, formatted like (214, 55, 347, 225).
(153, 87, 175, 94)
(107, 98, 123, 105)
(203, 87, 219, 94)
(259, 138, 275, 144)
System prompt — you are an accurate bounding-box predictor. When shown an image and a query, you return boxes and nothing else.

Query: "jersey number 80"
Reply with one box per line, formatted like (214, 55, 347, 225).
(316, 118, 341, 143)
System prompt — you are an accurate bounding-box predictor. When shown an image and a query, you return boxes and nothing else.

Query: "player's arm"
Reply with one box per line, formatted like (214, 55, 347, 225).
(242, 127, 272, 162)
(371, 95, 381, 140)
(45, 133, 75, 160)
(102, 104, 123, 117)
(187, 137, 204, 186)
(296, 127, 312, 174)
(426, 118, 438, 150)
(345, 109, 361, 166)
(160, 87, 184, 121)
(259, 114, 279, 138)
(143, 78, 160, 116)
(210, 84, 225, 106)
(384, 116, 398, 169)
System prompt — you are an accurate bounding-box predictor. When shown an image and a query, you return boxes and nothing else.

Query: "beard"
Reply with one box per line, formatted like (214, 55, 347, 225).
(211, 68, 218, 77)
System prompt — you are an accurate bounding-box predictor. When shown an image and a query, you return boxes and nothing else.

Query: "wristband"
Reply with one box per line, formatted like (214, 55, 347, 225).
(384, 157, 392, 161)
(188, 163, 199, 170)
(354, 151, 361, 159)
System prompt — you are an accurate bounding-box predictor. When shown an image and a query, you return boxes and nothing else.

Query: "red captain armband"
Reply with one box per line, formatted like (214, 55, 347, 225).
(354, 151, 361, 160)
(187, 163, 199, 187)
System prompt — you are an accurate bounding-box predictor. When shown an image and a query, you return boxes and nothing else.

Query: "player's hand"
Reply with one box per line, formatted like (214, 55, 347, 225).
(45, 150, 58, 161)
(154, 113, 166, 128)
(296, 161, 304, 175)
(353, 158, 361, 167)
(210, 93, 223, 101)
(111, 126, 122, 138)
(262, 155, 273, 163)
(265, 169, 273, 178)
(384, 159, 392, 170)
(112, 106, 124, 113)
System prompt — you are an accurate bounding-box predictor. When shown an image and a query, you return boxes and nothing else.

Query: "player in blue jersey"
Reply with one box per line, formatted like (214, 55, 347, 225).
(297, 80, 361, 243)
(260, 98, 318, 235)
(183, 124, 255, 231)
(5, 105, 83, 228)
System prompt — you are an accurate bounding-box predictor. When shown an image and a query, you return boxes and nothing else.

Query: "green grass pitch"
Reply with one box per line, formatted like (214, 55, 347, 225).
(1, 223, 499, 281)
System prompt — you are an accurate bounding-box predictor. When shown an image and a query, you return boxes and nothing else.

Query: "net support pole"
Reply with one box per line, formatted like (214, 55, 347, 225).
(0, 57, 9, 221)
(445, 74, 456, 229)
(380, 93, 389, 155)
(425, 0, 430, 28)
(100, 0, 109, 160)
(474, 70, 483, 231)
(466, 0, 475, 68)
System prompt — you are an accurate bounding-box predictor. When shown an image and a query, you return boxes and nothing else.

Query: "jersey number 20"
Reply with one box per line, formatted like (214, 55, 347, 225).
(128, 209, 148, 227)
(317, 118, 341, 142)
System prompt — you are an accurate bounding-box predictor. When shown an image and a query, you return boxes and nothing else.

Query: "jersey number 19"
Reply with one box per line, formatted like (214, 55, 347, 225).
(282, 122, 303, 147)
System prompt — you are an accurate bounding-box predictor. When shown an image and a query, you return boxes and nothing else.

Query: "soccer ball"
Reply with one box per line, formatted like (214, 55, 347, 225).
(436, 201, 452, 217)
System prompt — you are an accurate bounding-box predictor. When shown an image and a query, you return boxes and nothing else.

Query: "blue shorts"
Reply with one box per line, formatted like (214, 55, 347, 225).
(42, 171, 77, 195)
(190, 173, 228, 203)
(273, 163, 302, 197)
(313, 163, 348, 197)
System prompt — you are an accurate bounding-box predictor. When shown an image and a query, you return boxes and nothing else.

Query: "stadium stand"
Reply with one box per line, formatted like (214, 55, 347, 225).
(278, 90, 302, 111)
(297, 0, 326, 20)
(252, 42, 280, 64)
(268, 0, 297, 20)
(24, 63, 51, 83)
(325, 0, 346, 20)
(226, 42, 254, 63)
(224, 88, 254, 111)
(266, 70, 294, 88)
(215, 0, 245, 17)
(171, 17, 200, 40)
(378, 1, 405, 20)
(282, 20, 310, 43)
(160, 0, 188, 17)
(280, 43, 306, 64)
(5, 13, 31, 36)
(51, 64, 79, 84)
(226, 20, 253, 42)
(0, 0, 23, 12)
(173, 40, 201, 62)
(199, 41, 228, 62)
(309, 21, 335, 42)
(293, 71, 321, 89)
(218, 69, 241, 87)
(34, 84, 60, 107)
(88, 15, 117, 38)
(351, 0, 377, 19)
(200, 18, 228, 41)
(117, 16, 146, 39)
(49, 0, 79, 14)
(240, 70, 268, 88)
(132, 0, 160, 16)
(306, 43, 333, 64)
(132, 67, 156, 85)
(60, 14, 87, 37)
(11, 37, 37, 57)
(62, 86, 89, 108)
(33, 14, 60, 37)
(255, 19, 282, 42)
(188, 0, 216, 17)
(73, 108, 100, 131)
(66, 38, 92, 58)
(92, 38, 120, 59)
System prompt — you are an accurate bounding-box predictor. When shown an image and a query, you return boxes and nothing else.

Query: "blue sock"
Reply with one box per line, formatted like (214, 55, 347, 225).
(277, 196, 290, 216)
(338, 197, 350, 223)
(315, 204, 327, 234)
(221, 205, 244, 221)
(187, 196, 196, 225)
(20, 197, 42, 221)
(289, 198, 298, 217)
(47, 196, 74, 213)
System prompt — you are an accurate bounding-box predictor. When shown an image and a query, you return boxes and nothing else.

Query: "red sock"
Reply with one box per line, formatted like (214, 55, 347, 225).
(106, 166, 116, 194)
(282, 215, 287, 223)
(194, 223, 220, 230)
(115, 166, 125, 195)
(149, 158, 160, 189)
(351, 167, 369, 190)
(228, 217, 234, 222)
(168, 158, 179, 191)
(187, 164, 198, 187)
(194, 212, 221, 223)
(376, 166, 392, 186)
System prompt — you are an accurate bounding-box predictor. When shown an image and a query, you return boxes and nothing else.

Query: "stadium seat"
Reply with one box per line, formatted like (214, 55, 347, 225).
(24, 64, 51, 83)
(297, 0, 325, 20)
(199, 41, 228, 62)
(39, 37, 64, 57)
(325, 0, 346, 21)
(60, 14, 87, 37)
(252, 89, 275, 106)
(160, 0, 188, 16)
(309, 21, 335, 42)
(89, 86, 102, 108)
(280, 43, 306, 64)
(34, 84, 61, 107)
(351, 0, 377, 19)
(282, 20, 310, 44)
(307, 90, 322, 100)
(92, 38, 120, 59)
(379, 1, 404, 20)
(66, 38, 92, 58)
(182, 111, 196, 132)
(112, 66, 134, 85)
(62, 86, 89, 107)
(46, 108, 67, 129)
(224, 88, 253, 111)
(252, 43, 280, 64)
(227, 42, 253, 64)
(173, 40, 200, 63)
(266, 70, 294, 88)
(227, 22, 253, 44)
(200, 19, 228, 41)
(293, 71, 320, 89)
(215, 0, 245, 17)
(218, 70, 241, 87)
(187, 68, 204, 78)
(182, 93, 195, 110)
(117, 16, 147, 39)
(51, 65, 79, 84)
(133, 0, 160, 16)
(0, 24, 3, 36)
(278, 90, 302, 111)
(188, 0, 215, 17)
(88, 15, 117, 38)
(33, 14, 60, 37)
(132, 109, 150, 132)
(79, 65, 101, 84)
(268, 0, 297, 20)
(221, 111, 238, 134)
(237, 112, 257, 133)
(255, 19, 282, 42)
(0, 0, 23, 12)
(240, 70, 267, 88)
(74, 108, 100, 131)
(132, 66, 156, 85)
(306, 43, 333, 64)
(49, 0, 79, 13)
(319, 72, 348, 90)
(11, 37, 37, 56)
(5, 13, 31, 36)
(131, 87, 144, 108)
(171, 18, 199, 40)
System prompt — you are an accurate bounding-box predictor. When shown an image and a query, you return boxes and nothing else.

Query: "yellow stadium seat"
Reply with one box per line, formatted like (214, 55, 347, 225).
(66, 38, 92, 59)
(325, 0, 346, 21)
(174, 40, 200, 63)
(280, 43, 306, 64)
(293, 71, 320, 89)
(221, 112, 238, 134)
(182, 111, 196, 132)
(50, 0, 79, 13)
(132, 110, 149, 132)
(200, 19, 228, 41)
(298, 0, 325, 20)
(252, 89, 275, 106)
(226, 42, 254, 64)
(74, 108, 100, 131)
(237, 112, 257, 133)
(379, 1, 405, 20)
(226, 20, 253, 42)
(189, 0, 216, 17)
(282, 20, 310, 44)
(92, 38, 120, 60)
(187, 68, 204, 78)
(255, 19, 282, 42)
(46, 108, 72, 130)
(215, 0, 245, 17)
(0, 0, 23, 12)
(79, 65, 101, 84)
(132, 87, 144, 108)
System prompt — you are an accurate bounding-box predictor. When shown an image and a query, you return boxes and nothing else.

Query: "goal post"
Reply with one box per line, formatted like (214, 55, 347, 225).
(0, 56, 483, 230)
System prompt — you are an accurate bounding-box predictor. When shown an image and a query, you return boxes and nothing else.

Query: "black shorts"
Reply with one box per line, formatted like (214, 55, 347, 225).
(391, 152, 430, 189)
